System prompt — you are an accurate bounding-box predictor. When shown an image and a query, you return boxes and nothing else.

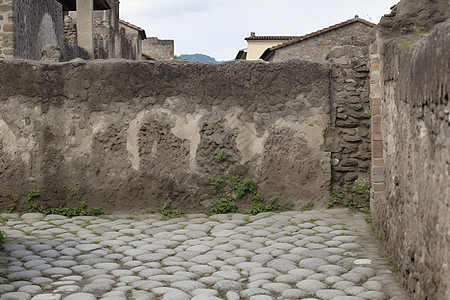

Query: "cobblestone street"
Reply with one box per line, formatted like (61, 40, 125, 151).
(0, 209, 407, 300)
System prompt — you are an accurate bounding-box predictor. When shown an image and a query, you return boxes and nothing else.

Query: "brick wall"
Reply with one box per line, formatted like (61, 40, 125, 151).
(0, 0, 13, 59)
(369, 38, 385, 201)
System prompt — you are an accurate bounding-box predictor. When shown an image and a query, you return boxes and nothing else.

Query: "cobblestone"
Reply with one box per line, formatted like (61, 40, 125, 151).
(0, 209, 407, 299)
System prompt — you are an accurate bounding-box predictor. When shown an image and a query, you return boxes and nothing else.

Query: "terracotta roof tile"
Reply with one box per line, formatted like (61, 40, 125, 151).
(245, 35, 302, 41)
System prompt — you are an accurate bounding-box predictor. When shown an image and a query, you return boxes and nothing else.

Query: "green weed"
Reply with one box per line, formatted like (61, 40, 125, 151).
(0, 231, 6, 246)
(207, 195, 237, 215)
(247, 195, 293, 215)
(158, 201, 183, 220)
(301, 200, 314, 212)
(66, 187, 81, 199)
(209, 177, 224, 189)
(398, 26, 427, 51)
(327, 192, 345, 208)
(387, 256, 393, 265)
(228, 176, 257, 198)
(327, 179, 370, 212)
(5, 198, 18, 213)
(26, 189, 40, 201)
(365, 214, 375, 231)
(27, 201, 103, 217)
(214, 151, 228, 162)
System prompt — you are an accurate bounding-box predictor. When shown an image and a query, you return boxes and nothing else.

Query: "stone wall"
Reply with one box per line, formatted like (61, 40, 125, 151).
(371, 1, 450, 298)
(325, 46, 371, 190)
(0, 0, 13, 58)
(271, 22, 373, 62)
(63, 15, 89, 61)
(116, 27, 136, 60)
(118, 22, 142, 60)
(142, 37, 174, 61)
(0, 59, 333, 214)
(13, 0, 65, 60)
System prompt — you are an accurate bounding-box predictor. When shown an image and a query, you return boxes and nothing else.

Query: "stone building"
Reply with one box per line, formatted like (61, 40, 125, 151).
(118, 19, 146, 60)
(142, 37, 174, 61)
(260, 17, 374, 62)
(0, 0, 174, 61)
(235, 33, 300, 61)
(0, 0, 69, 60)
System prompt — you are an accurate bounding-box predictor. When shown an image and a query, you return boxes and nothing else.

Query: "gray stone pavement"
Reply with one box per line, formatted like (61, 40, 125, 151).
(0, 209, 408, 300)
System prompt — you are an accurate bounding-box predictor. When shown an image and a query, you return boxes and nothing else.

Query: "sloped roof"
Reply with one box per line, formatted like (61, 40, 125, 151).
(235, 50, 247, 60)
(245, 35, 302, 41)
(260, 17, 375, 60)
(119, 19, 147, 40)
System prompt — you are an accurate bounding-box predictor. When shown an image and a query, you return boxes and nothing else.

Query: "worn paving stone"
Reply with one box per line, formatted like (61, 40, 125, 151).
(0, 292, 32, 300)
(296, 279, 327, 293)
(0, 210, 407, 299)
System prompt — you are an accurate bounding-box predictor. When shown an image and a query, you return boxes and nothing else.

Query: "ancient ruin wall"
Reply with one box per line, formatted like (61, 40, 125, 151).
(12, 0, 65, 60)
(142, 37, 174, 61)
(0, 0, 13, 58)
(0, 59, 331, 214)
(326, 46, 371, 190)
(372, 17, 450, 300)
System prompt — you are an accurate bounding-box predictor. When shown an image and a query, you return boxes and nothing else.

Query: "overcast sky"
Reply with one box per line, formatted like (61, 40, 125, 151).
(119, 0, 399, 61)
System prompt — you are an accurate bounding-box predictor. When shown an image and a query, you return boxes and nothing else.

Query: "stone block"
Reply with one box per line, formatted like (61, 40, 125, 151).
(371, 167, 384, 183)
(344, 172, 359, 182)
(1, 48, 12, 55)
(372, 183, 384, 192)
(0, 4, 12, 12)
(341, 159, 359, 167)
(372, 158, 384, 167)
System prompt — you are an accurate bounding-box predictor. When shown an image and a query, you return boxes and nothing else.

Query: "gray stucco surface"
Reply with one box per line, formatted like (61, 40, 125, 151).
(0, 59, 332, 213)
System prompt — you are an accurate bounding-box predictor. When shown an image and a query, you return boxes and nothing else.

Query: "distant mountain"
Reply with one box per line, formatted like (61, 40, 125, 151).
(178, 54, 226, 64)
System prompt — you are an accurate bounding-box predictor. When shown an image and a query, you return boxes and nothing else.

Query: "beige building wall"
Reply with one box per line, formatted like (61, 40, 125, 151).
(245, 40, 291, 60)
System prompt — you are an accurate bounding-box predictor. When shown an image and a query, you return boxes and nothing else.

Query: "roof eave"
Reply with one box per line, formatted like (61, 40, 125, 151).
(260, 48, 273, 61)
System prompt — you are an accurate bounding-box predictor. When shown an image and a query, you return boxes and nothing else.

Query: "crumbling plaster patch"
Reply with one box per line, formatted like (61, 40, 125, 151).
(171, 112, 202, 172)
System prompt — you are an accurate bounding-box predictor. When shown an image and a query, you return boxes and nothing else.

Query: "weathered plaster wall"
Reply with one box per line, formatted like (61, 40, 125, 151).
(0, 0, 13, 59)
(118, 22, 141, 60)
(271, 22, 372, 62)
(142, 37, 174, 61)
(0, 59, 332, 213)
(372, 7, 450, 299)
(13, 0, 65, 60)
